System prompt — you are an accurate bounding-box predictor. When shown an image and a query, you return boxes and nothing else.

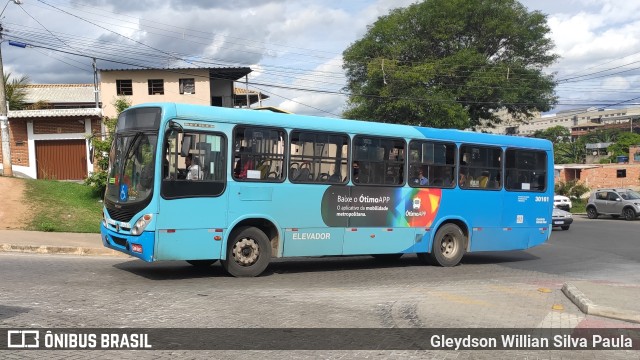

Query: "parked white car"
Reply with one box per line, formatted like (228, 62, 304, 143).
(554, 195, 572, 211)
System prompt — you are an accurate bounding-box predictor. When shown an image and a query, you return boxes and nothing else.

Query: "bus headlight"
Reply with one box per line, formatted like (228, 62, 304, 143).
(131, 214, 153, 235)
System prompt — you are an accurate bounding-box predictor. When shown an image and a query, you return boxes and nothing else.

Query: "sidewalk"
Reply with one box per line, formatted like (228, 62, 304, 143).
(0, 229, 639, 324)
(0, 229, 127, 257)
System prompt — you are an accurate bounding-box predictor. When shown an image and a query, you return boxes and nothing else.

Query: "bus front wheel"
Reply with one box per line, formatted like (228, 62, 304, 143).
(429, 223, 466, 267)
(221, 226, 271, 277)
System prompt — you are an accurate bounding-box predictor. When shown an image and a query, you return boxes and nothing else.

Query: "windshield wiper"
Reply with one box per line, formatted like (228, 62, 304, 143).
(122, 131, 144, 165)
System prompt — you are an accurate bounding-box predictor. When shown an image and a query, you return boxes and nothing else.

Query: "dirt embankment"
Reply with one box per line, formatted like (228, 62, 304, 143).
(0, 176, 30, 229)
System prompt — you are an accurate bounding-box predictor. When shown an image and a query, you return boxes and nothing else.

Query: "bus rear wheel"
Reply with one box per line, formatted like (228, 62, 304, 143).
(221, 226, 271, 277)
(430, 223, 466, 267)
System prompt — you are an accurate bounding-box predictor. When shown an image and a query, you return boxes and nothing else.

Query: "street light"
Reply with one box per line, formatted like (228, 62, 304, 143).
(0, 0, 22, 176)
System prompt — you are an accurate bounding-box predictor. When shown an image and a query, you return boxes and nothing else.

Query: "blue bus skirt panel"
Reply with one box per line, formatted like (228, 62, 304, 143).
(155, 228, 224, 261)
(101, 223, 155, 262)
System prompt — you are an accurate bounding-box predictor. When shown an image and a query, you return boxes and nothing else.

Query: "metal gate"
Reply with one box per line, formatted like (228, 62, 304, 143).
(35, 140, 87, 180)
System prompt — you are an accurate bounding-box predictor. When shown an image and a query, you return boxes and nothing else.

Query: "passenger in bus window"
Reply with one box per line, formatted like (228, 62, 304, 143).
(458, 173, 466, 187)
(185, 154, 203, 180)
(414, 168, 428, 186)
(352, 161, 360, 182)
(234, 147, 254, 179)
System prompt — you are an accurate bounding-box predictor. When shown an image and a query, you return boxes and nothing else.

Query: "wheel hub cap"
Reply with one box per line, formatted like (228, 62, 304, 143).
(232, 238, 259, 266)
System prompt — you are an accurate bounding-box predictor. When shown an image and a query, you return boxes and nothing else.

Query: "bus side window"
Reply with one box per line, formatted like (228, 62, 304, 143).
(505, 148, 547, 192)
(233, 126, 285, 182)
(289, 130, 348, 184)
(161, 130, 227, 199)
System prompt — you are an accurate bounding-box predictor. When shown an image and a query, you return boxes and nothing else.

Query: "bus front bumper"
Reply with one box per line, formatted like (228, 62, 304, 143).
(101, 223, 155, 262)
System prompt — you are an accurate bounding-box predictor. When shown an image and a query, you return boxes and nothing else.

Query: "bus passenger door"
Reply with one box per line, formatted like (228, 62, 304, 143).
(155, 130, 228, 261)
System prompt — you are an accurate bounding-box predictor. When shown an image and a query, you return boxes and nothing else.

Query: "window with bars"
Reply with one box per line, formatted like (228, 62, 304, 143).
(116, 80, 132, 96)
(148, 79, 164, 95)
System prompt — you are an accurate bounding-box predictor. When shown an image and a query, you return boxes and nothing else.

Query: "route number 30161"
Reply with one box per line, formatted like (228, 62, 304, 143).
(535, 196, 550, 202)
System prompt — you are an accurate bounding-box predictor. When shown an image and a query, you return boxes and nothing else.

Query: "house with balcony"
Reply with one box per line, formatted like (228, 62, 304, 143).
(99, 67, 267, 118)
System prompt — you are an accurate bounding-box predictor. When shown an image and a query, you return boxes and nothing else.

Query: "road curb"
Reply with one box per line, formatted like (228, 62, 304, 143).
(0, 243, 129, 258)
(562, 282, 640, 324)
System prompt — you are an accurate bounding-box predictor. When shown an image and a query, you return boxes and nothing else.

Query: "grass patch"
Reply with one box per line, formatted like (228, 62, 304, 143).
(570, 198, 587, 214)
(24, 179, 103, 233)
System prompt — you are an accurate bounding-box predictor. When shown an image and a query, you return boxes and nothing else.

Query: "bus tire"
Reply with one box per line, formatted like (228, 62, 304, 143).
(430, 223, 465, 267)
(186, 260, 218, 268)
(221, 226, 271, 277)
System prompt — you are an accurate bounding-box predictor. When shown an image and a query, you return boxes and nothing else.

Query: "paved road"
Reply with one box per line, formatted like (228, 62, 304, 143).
(2, 217, 640, 359)
(498, 216, 640, 283)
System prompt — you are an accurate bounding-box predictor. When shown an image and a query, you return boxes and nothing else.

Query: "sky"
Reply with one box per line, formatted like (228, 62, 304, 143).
(2, 0, 640, 117)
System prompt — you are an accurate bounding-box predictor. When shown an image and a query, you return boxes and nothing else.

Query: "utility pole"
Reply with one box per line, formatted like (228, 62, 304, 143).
(0, 1, 25, 176)
(92, 58, 99, 109)
(0, 36, 13, 176)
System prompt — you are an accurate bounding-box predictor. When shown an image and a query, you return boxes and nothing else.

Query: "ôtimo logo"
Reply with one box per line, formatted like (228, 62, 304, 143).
(7, 330, 40, 348)
(412, 197, 421, 210)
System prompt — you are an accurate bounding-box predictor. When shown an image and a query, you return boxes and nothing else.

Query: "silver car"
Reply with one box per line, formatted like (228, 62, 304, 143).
(586, 188, 640, 221)
(552, 207, 573, 230)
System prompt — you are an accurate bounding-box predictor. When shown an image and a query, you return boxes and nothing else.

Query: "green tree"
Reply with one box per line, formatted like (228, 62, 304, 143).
(85, 97, 130, 196)
(607, 132, 640, 159)
(3, 73, 29, 110)
(555, 140, 586, 164)
(532, 125, 571, 142)
(555, 179, 589, 201)
(583, 129, 619, 144)
(532, 125, 571, 164)
(342, 0, 558, 129)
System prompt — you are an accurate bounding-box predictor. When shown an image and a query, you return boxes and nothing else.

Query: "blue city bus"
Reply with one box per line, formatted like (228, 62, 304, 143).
(101, 102, 554, 277)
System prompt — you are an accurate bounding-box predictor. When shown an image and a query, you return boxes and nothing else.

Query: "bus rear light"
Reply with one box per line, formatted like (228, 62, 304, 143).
(385, 228, 393, 232)
(291, 228, 299, 232)
(215, 229, 223, 232)
(503, 227, 512, 231)
(214, 236, 222, 241)
(131, 244, 143, 253)
(473, 227, 482, 231)
(370, 234, 375, 238)
(350, 228, 358, 232)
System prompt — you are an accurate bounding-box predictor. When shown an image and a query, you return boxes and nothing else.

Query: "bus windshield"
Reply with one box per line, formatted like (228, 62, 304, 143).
(105, 132, 158, 204)
(105, 107, 161, 206)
